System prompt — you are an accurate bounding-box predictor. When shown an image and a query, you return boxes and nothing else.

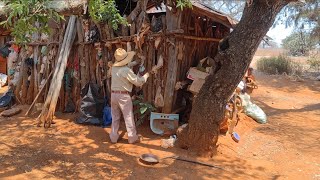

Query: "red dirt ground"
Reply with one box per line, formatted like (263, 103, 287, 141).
(0, 71, 319, 179)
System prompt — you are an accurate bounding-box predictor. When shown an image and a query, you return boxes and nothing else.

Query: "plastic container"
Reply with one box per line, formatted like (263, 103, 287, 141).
(231, 132, 240, 143)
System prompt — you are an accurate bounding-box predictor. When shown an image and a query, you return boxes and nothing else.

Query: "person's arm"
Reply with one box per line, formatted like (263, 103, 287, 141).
(121, 67, 149, 87)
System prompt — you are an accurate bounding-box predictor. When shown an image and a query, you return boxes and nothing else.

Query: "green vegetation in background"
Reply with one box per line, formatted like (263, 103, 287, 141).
(257, 55, 303, 75)
(0, 0, 63, 44)
(88, 0, 127, 30)
(282, 30, 318, 56)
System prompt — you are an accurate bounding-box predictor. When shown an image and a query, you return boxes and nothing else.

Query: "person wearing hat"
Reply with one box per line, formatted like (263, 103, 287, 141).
(109, 48, 150, 144)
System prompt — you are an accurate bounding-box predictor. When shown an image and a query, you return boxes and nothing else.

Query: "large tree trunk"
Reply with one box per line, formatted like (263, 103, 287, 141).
(178, 0, 289, 156)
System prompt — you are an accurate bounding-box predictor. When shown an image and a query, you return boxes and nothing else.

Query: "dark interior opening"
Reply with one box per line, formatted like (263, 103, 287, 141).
(115, 0, 138, 16)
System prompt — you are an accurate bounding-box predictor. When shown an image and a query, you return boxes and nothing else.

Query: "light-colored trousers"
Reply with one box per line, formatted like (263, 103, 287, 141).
(109, 93, 138, 143)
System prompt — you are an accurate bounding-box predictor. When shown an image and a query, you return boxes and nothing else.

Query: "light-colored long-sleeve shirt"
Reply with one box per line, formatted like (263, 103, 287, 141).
(111, 66, 148, 92)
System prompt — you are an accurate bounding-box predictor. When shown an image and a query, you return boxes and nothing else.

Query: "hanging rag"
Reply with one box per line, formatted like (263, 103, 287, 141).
(154, 37, 161, 49)
(154, 86, 164, 108)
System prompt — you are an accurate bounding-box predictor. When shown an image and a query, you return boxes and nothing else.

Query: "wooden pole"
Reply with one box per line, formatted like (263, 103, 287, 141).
(76, 17, 86, 88)
(174, 34, 221, 42)
(33, 46, 39, 101)
(163, 7, 182, 113)
(25, 71, 53, 116)
(37, 15, 77, 128)
(9, 30, 211, 46)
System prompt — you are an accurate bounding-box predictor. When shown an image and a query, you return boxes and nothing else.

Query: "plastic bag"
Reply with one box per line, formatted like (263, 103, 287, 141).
(161, 135, 177, 149)
(102, 106, 112, 128)
(238, 93, 251, 107)
(0, 88, 14, 108)
(0, 73, 7, 87)
(76, 83, 104, 126)
(239, 93, 267, 124)
(244, 103, 267, 124)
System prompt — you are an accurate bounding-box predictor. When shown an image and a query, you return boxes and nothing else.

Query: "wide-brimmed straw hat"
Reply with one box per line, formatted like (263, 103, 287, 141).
(113, 48, 135, 67)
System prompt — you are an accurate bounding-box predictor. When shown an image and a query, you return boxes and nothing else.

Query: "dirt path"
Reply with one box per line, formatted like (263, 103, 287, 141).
(0, 72, 319, 179)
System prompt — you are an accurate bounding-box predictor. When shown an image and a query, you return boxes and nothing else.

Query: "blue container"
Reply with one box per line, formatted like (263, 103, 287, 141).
(102, 106, 112, 127)
(232, 132, 240, 143)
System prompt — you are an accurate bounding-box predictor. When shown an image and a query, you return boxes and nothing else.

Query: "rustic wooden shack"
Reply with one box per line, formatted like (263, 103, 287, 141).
(0, 28, 11, 75)
(2, 0, 236, 126)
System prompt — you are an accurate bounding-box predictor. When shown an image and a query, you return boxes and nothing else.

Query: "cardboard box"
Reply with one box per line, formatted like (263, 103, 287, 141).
(187, 67, 209, 81)
(188, 78, 205, 94)
(187, 67, 209, 94)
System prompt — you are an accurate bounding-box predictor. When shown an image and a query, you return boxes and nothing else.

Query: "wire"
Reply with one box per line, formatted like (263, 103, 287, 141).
(122, 0, 130, 16)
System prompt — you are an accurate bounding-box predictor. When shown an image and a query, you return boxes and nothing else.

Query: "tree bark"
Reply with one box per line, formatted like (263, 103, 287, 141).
(178, 0, 288, 156)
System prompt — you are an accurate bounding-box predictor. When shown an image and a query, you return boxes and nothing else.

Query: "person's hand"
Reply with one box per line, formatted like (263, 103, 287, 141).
(128, 61, 139, 67)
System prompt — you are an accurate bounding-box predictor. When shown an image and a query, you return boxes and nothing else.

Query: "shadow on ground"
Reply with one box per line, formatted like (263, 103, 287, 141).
(0, 111, 268, 179)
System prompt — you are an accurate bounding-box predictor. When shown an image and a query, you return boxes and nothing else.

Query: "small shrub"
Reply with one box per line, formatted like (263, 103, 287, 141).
(257, 55, 302, 75)
(133, 95, 156, 126)
(307, 55, 320, 72)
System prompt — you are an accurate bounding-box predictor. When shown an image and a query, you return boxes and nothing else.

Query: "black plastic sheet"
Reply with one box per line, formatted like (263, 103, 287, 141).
(76, 83, 104, 126)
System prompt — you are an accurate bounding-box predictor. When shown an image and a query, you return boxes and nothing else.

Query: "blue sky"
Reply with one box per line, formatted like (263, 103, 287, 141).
(267, 24, 294, 46)
(203, 0, 295, 47)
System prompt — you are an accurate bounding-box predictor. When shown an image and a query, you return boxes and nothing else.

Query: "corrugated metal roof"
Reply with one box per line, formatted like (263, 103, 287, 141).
(191, 1, 237, 28)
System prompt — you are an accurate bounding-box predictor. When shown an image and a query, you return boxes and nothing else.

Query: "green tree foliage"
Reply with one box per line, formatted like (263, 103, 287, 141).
(283, 0, 320, 40)
(176, 0, 192, 11)
(1, 0, 127, 44)
(0, 0, 63, 44)
(282, 30, 317, 56)
(88, 0, 127, 30)
(1, 0, 193, 44)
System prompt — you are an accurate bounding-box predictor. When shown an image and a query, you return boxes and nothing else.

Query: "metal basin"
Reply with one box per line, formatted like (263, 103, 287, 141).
(139, 153, 160, 165)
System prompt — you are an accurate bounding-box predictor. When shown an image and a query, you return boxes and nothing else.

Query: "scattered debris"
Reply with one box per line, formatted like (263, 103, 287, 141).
(239, 93, 267, 124)
(231, 132, 240, 143)
(161, 135, 177, 148)
(187, 67, 209, 94)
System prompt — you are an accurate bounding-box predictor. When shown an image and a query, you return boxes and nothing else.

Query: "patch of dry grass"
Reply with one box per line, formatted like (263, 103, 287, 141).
(257, 55, 303, 76)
